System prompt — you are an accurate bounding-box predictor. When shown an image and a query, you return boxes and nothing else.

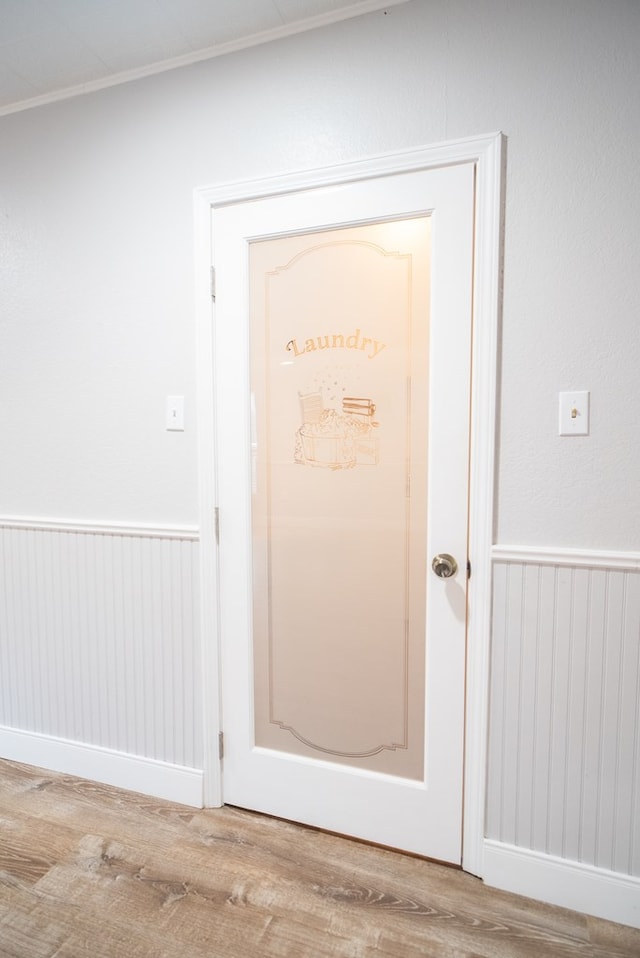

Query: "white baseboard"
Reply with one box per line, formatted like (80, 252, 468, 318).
(0, 726, 204, 808)
(483, 839, 640, 930)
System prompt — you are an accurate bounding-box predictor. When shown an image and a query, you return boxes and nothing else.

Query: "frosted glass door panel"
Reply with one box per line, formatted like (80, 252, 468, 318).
(250, 219, 430, 781)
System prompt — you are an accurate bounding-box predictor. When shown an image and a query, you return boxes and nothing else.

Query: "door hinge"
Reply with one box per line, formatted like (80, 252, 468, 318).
(467, 559, 471, 579)
(210, 266, 216, 302)
(214, 506, 220, 545)
(218, 731, 224, 760)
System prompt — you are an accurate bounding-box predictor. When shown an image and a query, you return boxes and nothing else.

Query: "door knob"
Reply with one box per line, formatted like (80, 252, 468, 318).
(432, 553, 458, 579)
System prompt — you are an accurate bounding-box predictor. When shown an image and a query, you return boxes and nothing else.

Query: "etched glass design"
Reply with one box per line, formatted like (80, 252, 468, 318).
(250, 218, 430, 780)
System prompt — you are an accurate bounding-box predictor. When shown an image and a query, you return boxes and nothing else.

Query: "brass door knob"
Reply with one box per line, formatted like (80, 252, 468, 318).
(432, 554, 458, 579)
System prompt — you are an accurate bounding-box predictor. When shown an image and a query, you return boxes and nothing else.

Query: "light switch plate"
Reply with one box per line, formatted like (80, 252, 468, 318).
(559, 390, 589, 436)
(166, 395, 185, 431)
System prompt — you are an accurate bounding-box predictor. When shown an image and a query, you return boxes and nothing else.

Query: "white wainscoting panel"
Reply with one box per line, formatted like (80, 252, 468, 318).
(487, 548, 640, 879)
(0, 519, 202, 775)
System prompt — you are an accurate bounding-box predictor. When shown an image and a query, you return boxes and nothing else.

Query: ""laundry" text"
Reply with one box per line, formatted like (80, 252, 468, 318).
(285, 328, 386, 361)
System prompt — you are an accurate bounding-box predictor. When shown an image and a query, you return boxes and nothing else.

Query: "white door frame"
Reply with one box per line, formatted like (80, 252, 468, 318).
(194, 132, 504, 878)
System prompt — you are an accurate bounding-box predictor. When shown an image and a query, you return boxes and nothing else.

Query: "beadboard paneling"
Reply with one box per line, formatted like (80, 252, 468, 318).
(0, 521, 202, 770)
(487, 552, 640, 877)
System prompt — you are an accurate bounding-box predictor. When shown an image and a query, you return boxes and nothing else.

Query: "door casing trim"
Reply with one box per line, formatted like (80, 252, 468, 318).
(194, 132, 504, 877)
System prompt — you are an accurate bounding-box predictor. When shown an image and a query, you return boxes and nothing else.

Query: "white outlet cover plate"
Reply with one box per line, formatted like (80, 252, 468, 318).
(559, 390, 589, 436)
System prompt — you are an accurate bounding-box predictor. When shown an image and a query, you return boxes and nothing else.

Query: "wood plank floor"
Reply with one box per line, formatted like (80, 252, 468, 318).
(0, 760, 638, 957)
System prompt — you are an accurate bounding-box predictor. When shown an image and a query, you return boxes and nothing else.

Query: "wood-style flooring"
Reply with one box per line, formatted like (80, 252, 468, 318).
(0, 759, 638, 957)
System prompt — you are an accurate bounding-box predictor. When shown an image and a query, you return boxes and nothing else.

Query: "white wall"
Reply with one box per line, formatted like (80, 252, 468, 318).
(1, 0, 639, 924)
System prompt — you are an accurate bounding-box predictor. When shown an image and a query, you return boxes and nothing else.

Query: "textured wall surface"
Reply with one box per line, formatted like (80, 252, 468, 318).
(488, 555, 640, 876)
(0, 523, 202, 769)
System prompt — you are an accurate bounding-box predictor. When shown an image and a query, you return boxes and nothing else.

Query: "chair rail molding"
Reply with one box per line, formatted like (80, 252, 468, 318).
(0, 514, 199, 540)
(492, 543, 640, 571)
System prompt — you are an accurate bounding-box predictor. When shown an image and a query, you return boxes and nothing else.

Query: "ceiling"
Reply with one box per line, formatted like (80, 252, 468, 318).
(0, 0, 407, 115)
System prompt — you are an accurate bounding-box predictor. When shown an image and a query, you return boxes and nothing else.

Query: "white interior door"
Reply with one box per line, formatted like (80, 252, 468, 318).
(212, 162, 474, 864)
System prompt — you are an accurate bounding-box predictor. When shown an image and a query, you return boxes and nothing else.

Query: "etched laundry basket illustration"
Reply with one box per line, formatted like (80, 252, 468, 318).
(295, 391, 379, 469)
